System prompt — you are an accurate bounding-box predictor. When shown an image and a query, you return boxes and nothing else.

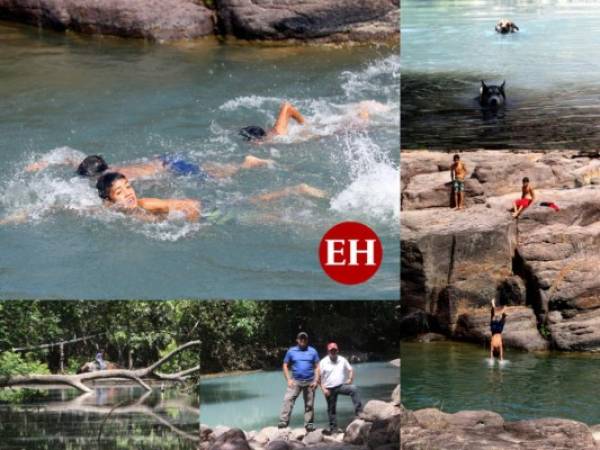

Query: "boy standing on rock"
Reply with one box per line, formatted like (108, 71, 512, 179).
(278, 332, 320, 432)
(450, 154, 468, 210)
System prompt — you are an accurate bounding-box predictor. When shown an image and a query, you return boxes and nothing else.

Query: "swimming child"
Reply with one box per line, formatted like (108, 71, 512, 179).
(97, 172, 201, 221)
(26, 153, 273, 180)
(239, 101, 306, 142)
(490, 299, 507, 361)
(513, 177, 535, 218)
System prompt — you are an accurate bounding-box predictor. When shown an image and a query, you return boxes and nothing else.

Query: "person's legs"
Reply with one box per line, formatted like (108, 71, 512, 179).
(250, 183, 327, 203)
(326, 387, 340, 430)
(202, 155, 273, 179)
(302, 383, 316, 428)
(278, 382, 302, 427)
(459, 190, 465, 209)
(271, 102, 305, 136)
(338, 384, 363, 415)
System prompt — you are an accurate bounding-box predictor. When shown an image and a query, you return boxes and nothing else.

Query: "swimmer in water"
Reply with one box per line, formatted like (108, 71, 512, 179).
(239, 100, 381, 143)
(96, 172, 327, 222)
(97, 172, 201, 222)
(490, 298, 507, 361)
(26, 153, 274, 180)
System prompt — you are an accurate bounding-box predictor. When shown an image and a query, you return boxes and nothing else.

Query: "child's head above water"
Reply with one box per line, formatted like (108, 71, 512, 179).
(77, 155, 109, 177)
(96, 172, 137, 208)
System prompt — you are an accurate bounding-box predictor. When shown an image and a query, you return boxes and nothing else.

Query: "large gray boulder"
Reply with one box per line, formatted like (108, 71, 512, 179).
(0, 0, 214, 41)
(213, 0, 399, 43)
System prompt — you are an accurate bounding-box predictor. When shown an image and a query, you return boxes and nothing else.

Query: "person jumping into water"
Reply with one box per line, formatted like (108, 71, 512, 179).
(513, 177, 535, 218)
(450, 154, 467, 210)
(26, 153, 274, 180)
(490, 299, 507, 361)
(96, 172, 327, 223)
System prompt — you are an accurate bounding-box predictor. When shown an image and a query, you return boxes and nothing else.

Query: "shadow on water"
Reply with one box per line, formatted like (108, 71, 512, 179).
(402, 71, 600, 149)
(0, 386, 199, 450)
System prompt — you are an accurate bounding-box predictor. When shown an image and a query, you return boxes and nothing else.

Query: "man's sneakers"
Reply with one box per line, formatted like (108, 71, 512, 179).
(305, 423, 316, 432)
(323, 427, 343, 435)
(277, 422, 288, 429)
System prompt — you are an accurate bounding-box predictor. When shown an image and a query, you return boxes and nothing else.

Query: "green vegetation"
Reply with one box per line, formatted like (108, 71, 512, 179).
(199, 301, 399, 373)
(0, 301, 200, 375)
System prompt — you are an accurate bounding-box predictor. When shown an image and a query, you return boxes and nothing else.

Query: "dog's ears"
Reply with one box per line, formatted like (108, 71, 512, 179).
(500, 80, 506, 91)
(481, 80, 488, 90)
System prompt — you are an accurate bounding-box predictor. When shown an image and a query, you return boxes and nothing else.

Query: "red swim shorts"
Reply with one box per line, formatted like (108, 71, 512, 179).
(515, 198, 532, 209)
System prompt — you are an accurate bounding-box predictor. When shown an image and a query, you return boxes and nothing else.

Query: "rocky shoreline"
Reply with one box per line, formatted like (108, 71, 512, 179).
(401, 150, 600, 352)
(201, 385, 400, 450)
(0, 0, 399, 43)
(401, 404, 600, 449)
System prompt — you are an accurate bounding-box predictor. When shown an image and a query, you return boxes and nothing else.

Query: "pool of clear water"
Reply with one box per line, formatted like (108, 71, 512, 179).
(0, 384, 199, 449)
(401, 341, 600, 425)
(200, 361, 398, 430)
(0, 22, 399, 299)
(402, 0, 600, 149)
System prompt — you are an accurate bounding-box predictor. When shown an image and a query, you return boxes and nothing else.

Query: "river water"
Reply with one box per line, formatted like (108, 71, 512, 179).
(200, 361, 398, 431)
(0, 22, 399, 299)
(0, 384, 199, 449)
(402, 0, 600, 149)
(401, 341, 600, 425)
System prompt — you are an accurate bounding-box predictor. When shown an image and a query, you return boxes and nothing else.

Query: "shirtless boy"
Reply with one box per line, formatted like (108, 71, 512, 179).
(450, 154, 467, 209)
(513, 177, 535, 218)
(490, 299, 507, 361)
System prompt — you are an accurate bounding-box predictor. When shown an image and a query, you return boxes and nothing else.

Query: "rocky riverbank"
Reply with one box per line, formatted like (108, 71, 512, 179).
(400, 404, 600, 449)
(201, 385, 400, 450)
(401, 150, 600, 352)
(0, 0, 399, 43)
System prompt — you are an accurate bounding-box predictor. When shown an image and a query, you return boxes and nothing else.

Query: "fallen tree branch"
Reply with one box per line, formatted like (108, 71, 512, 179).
(0, 340, 200, 393)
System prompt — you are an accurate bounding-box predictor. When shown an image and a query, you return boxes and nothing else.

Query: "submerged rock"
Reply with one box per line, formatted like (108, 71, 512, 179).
(214, 0, 399, 43)
(0, 0, 215, 41)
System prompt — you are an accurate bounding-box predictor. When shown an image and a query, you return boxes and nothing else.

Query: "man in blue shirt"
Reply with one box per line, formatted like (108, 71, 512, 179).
(278, 332, 320, 432)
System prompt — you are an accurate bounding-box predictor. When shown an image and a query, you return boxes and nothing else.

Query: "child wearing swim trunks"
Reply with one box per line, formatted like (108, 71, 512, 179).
(513, 177, 535, 218)
(490, 299, 507, 360)
(96, 172, 201, 222)
(450, 154, 467, 210)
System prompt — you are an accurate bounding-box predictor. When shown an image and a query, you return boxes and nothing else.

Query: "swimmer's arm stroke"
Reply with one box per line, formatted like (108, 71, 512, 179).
(25, 156, 81, 172)
(113, 160, 165, 180)
(138, 198, 201, 222)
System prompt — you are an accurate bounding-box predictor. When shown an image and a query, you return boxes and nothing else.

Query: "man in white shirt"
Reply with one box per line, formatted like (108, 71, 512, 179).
(319, 342, 363, 434)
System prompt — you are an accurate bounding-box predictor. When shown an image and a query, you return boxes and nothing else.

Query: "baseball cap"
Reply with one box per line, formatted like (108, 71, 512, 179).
(297, 332, 308, 340)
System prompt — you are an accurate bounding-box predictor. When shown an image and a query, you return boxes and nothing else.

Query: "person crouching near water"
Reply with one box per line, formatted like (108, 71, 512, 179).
(96, 172, 200, 221)
(490, 299, 507, 361)
(319, 342, 363, 435)
(513, 177, 535, 219)
(278, 332, 320, 432)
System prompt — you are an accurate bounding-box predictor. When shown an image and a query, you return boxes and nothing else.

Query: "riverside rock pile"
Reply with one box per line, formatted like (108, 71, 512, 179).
(0, 0, 399, 43)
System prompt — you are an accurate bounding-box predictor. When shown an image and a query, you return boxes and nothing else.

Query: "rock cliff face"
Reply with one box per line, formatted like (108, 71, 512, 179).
(0, 0, 399, 43)
(401, 150, 600, 352)
(0, 0, 215, 41)
(401, 405, 600, 449)
(214, 0, 399, 43)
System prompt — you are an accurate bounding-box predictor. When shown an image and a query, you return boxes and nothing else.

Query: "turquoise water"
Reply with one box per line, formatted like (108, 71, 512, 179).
(401, 341, 600, 425)
(201, 361, 398, 430)
(0, 385, 199, 449)
(402, 0, 600, 149)
(0, 22, 399, 299)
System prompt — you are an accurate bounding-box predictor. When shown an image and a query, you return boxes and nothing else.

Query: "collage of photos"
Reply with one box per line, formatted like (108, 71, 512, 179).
(401, 1, 600, 449)
(0, 1, 401, 450)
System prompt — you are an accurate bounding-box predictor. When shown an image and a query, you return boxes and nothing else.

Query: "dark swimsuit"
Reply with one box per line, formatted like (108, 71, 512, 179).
(490, 313, 506, 334)
(159, 154, 208, 181)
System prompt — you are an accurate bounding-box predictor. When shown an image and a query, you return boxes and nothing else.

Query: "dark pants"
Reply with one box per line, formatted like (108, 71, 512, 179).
(325, 384, 362, 429)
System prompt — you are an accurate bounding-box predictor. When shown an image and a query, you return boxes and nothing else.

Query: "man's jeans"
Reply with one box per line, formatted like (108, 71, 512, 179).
(279, 379, 315, 427)
(325, 384, 362, 429)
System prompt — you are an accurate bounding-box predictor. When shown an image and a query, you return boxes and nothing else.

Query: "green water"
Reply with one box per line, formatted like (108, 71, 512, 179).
(0, 21, 399, 299)
(201, 361, 398, 430)
(0, 384, 199, 449)
(401, 341, 600, 425)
